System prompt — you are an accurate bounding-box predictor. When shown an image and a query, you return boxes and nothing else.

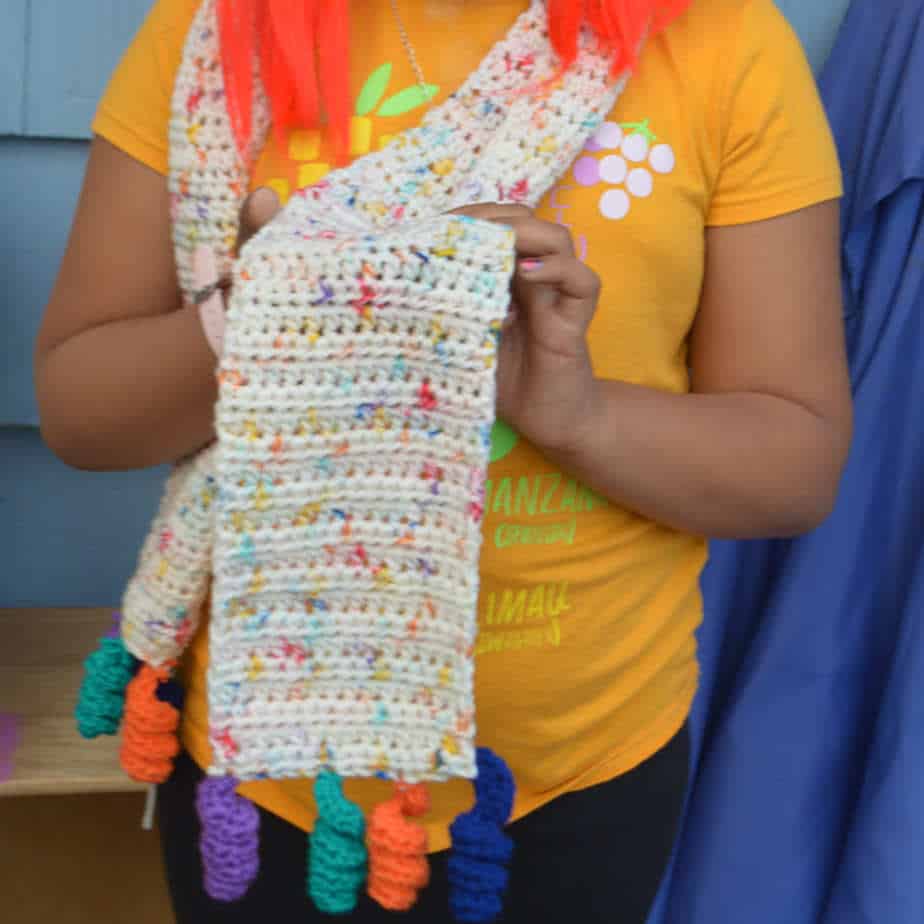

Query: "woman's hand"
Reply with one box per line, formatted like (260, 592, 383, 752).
(451, 204, 601, 455)
(236, 187, 283, 255)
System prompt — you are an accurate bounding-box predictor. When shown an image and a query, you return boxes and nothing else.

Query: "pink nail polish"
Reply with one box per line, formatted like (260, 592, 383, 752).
(519, 258, 543, 273)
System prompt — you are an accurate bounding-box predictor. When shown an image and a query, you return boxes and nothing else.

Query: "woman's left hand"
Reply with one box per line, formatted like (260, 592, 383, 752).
(451, 204, 601, 455)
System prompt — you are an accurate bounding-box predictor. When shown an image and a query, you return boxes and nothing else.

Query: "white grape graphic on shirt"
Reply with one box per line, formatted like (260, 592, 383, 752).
(571, 119, 676, 221)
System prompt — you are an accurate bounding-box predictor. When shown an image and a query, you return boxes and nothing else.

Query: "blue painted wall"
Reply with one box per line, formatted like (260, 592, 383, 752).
(776, 0, 853, 71)
(0, 0, 853, 606)
(0, 0, 165, 608)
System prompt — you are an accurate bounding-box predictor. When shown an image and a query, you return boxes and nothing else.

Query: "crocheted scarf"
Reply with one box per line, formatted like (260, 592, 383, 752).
(77, 0, 632, 917)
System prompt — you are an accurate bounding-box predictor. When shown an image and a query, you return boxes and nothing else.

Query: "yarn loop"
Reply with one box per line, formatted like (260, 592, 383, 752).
(119, 665, 181, 783)
(75, 636, 137, 739)
(448, 748, 516, 923)
(367, 782, 431, 910)
(309, 770, 368, 914)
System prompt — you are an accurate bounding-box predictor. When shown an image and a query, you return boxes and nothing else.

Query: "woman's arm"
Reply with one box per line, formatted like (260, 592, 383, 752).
(553, 200, 853, 538)
(35, 138, 278, 471)
(34, 136, 216, 470)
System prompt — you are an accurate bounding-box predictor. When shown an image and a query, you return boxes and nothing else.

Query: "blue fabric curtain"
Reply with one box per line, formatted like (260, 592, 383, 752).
(649, 1, 924, 921)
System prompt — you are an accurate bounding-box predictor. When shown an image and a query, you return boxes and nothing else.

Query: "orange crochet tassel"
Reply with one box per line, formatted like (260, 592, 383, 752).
(120, 665, 181, 783)
(367, 783, 431, 911)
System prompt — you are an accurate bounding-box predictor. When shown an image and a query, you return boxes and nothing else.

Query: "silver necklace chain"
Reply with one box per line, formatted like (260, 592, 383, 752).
(388, 0, 430, 92)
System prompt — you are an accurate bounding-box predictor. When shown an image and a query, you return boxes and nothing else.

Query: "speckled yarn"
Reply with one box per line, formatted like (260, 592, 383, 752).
(122, 0, 626, 785)
(119, 665, 181, 783)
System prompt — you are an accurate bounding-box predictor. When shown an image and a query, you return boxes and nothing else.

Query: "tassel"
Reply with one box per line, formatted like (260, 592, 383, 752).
(309, 770, 368, 914)
(119, 665, 181, 783)
(75, 635, 137, 739)
(197, 776, 261, 901)
(367, 783, 430, 911)
(448, 748, 516, 924)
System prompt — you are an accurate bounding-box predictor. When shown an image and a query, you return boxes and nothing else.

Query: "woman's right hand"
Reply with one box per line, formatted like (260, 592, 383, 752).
(235, 187, 282, 257)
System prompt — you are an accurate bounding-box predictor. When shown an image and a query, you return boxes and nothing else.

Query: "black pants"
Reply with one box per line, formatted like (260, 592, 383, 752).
(158, 726, 690, 924)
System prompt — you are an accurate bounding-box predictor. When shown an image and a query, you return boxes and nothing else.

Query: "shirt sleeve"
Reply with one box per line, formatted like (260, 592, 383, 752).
(706, 0, 843, 226)
(91, 0, 200, 176)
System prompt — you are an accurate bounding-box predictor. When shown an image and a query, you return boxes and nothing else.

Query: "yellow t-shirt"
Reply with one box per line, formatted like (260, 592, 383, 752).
(94, 0, 842, 851)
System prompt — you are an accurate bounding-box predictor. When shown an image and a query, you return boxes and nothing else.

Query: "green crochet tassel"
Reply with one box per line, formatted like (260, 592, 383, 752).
(308, 770, 368, 914)
(75, 636, 137, 738)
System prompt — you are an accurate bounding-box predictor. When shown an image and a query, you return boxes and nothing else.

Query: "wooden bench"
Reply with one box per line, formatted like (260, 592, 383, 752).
(0, 608, 144, 796)
(0, 609, 174, 923)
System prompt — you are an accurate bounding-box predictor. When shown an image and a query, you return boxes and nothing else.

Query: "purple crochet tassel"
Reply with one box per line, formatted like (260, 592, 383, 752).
(104, 611, 123, 639)
(196, 776, 261, 901)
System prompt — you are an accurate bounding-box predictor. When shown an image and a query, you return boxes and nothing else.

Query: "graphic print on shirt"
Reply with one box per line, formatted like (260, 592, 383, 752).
(475, 467, 606, 656)
(476, 123, 677, 658)
(265, 63, 441, 202)
(479, 118, 682, 657)
(489, 419, 519, 462)
(571, 118, 676, 221)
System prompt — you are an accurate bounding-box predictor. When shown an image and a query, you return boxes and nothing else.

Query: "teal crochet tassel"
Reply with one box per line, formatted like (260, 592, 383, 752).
(75, 636, 137, 738)
(308, 770, 368, 914)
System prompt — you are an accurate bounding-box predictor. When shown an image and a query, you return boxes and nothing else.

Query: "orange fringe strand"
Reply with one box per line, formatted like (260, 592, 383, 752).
(367, 783, 431, 911)
(120, 665, 181, 783)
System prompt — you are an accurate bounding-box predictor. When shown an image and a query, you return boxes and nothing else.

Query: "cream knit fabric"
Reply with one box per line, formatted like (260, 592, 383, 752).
(121, 0, 627, 783)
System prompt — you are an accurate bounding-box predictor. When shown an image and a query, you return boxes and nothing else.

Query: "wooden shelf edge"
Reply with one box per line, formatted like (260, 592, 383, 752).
(0, 777, 146, 798)
(1, 607, 142, 798)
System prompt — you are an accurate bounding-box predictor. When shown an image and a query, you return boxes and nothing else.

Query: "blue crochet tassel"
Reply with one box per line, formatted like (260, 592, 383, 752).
(448, 748, 515, 923)
(75, 635, 138, 738)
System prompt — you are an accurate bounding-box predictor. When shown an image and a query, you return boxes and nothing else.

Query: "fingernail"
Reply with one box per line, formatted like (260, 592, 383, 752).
(519, 258, 543, 273)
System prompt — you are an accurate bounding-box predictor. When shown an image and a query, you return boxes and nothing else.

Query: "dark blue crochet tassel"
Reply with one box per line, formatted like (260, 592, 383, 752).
(448, 748, 515, 923)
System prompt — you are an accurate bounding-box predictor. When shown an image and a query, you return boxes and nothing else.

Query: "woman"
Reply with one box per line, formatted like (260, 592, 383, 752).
(35, 0, 851, 921)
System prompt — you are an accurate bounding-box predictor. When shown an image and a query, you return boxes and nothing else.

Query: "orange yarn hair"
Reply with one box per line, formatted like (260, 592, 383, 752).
(217, 0, 692, 165)
(218, 0, 350, 162)
(548, 0, 692, 75)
